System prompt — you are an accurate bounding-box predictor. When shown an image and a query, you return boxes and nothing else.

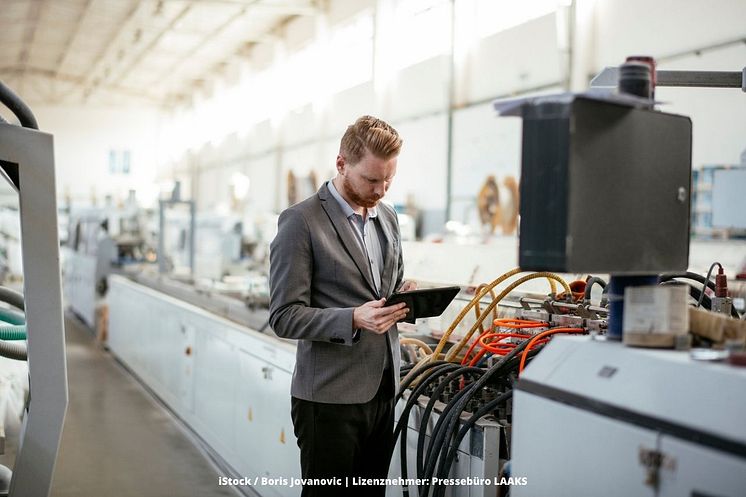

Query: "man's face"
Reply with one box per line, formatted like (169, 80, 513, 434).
(337, 149, 398, 209)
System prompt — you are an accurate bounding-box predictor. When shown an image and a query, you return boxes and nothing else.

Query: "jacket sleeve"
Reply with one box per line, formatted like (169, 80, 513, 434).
(268, 207, 358, 345)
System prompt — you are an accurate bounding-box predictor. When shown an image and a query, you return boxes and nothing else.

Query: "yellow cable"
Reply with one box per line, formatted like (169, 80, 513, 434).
(473, 284, 498, 334)
(399, 337, 433, 356)
(429, 268, 523, 362)
(444, 272, 570, 362)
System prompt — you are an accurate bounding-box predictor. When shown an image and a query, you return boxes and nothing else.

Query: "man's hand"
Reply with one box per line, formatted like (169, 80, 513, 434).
(398, 280, 418, 292)
(353, 299, 409, 334)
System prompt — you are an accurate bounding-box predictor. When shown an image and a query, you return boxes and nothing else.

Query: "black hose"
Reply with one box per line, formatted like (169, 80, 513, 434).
(434, 390, 513, 497)
(392, 363, 460, 497)
(584, 276, 607, 300)
(0, 81, 39, 129)
(416, 366, 483, 478)
(698, 262, 721, 308)
(396, 360, 449, 402)
(0, 287, 24, 311)
(420, 341, 531, 495)
(659, 273, 740, 319)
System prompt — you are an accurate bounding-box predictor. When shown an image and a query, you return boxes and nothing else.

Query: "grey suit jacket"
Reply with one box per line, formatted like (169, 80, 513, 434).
(268, 182, 404, 404)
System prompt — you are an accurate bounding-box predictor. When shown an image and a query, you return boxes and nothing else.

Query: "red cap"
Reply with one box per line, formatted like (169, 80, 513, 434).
(715, 267, 728, 298)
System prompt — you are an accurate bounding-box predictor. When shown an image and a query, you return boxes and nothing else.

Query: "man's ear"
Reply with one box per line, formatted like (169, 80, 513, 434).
(336, 154, 345, 174)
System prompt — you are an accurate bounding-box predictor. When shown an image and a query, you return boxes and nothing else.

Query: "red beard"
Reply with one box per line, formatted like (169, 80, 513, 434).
(342, 175, 381, 209)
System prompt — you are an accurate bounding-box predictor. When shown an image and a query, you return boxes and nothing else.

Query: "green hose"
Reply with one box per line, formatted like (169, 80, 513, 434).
(0, 307, 25, 325)
(0, 325, 26, 341)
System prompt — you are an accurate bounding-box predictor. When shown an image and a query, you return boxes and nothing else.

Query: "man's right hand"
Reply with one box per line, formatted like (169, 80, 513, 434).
(353, 299, 409, 334)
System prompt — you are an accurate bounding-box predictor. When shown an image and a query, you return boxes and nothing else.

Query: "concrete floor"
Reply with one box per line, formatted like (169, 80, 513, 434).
(50, 315, 237, 497)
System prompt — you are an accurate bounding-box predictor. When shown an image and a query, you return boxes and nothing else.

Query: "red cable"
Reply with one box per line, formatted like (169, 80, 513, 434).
(518, 328, 585, 374)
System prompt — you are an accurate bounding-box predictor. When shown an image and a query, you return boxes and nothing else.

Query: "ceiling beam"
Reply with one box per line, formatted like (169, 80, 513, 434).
(2, 65, 163, 104)
(51, 0, 95, 81)
(68, 0, 147, 100)
(158, 0, 318, 16)
(150, 2, 256, 89)
(84, 3, 194, 101)
(16, 0, 46, 94)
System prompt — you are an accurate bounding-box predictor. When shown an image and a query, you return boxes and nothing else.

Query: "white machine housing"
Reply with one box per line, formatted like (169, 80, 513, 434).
(511, 336, 746, 497)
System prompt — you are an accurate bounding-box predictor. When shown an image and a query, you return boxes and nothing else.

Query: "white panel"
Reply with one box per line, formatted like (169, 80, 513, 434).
(511, 392, 656, 497)
(595, 0, 746, 67)
(712, 168, 746, 228)
(387, 56, 450, 122)
(246, 152, 279, 212)
(327, 81, 379, 134)
(658, 436, 746, 497)
(387, 114, 448, 211)
(521, 337, 746, 444)
(247, 119, 277, 155)
(193, 328, 239, 453)
(465, 14, 561, 102)
(282, 104, 318, 147)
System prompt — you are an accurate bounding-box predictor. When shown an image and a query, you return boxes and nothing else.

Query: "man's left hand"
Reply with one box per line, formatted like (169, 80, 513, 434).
(398, 280, 418, 292)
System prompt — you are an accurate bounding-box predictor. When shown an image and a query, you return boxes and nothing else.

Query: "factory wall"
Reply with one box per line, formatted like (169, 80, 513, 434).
(31, 105, 162, 208)
(158, 0, 745, 237)
(26, 0, 745, 232)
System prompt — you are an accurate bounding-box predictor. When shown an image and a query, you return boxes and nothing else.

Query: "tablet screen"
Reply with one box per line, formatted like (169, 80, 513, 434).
(385, 286, 461, 323)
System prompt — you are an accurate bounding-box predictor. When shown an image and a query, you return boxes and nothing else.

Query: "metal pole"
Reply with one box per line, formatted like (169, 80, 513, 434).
(445, 0, 456, 223)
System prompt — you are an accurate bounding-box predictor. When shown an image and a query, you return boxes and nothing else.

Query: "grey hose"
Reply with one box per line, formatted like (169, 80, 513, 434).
(0, 339, 27, 361)
(0, 287, 24, 311)
(0, 80, 39, 129)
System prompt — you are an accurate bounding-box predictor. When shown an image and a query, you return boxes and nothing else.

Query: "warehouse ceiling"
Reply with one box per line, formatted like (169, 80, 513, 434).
(1, 0, 319, 107)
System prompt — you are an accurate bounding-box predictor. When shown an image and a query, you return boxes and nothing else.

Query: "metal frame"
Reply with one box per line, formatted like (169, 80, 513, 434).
(0, 122, 68, 497)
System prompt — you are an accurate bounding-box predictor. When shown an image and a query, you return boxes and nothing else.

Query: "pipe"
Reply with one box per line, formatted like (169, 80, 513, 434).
(0, 287, 24, 311)
(0, 325, 26, 341)
(0, 307, 24, 326)
(0, 80, 39, 129)
(0, 339, 27, 361)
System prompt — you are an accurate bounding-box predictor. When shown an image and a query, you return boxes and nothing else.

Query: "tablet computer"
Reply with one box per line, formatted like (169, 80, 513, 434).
(385, 286, 461, 324)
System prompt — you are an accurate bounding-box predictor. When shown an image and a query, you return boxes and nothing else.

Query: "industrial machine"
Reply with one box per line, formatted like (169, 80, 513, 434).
(0, 82, 68, 496)
(503, 62, 746, 496)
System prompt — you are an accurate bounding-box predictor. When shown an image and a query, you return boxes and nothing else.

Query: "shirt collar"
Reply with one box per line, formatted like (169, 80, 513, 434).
(327, 179, 378, 220)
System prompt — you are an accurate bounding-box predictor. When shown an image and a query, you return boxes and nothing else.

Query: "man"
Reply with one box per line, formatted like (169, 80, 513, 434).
(269, 115, 415, 497)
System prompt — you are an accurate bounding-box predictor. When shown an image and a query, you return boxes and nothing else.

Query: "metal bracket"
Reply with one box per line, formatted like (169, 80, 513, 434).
(591, 67, 746, 92)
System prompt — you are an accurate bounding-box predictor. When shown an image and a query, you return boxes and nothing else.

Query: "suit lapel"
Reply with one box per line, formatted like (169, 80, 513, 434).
(318, 184, 378, 296)
(377, 207, 397, 298)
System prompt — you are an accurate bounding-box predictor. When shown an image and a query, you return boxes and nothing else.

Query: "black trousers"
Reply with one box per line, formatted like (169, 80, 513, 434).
(291, 369, 395, 497)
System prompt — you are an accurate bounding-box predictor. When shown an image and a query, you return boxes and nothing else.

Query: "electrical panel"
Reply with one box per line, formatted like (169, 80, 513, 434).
(516, 96, 692, 273)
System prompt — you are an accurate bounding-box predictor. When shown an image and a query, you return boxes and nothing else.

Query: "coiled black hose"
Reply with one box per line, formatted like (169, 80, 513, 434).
(0, 80, 39, 129)
(0, 286, 24, 312)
